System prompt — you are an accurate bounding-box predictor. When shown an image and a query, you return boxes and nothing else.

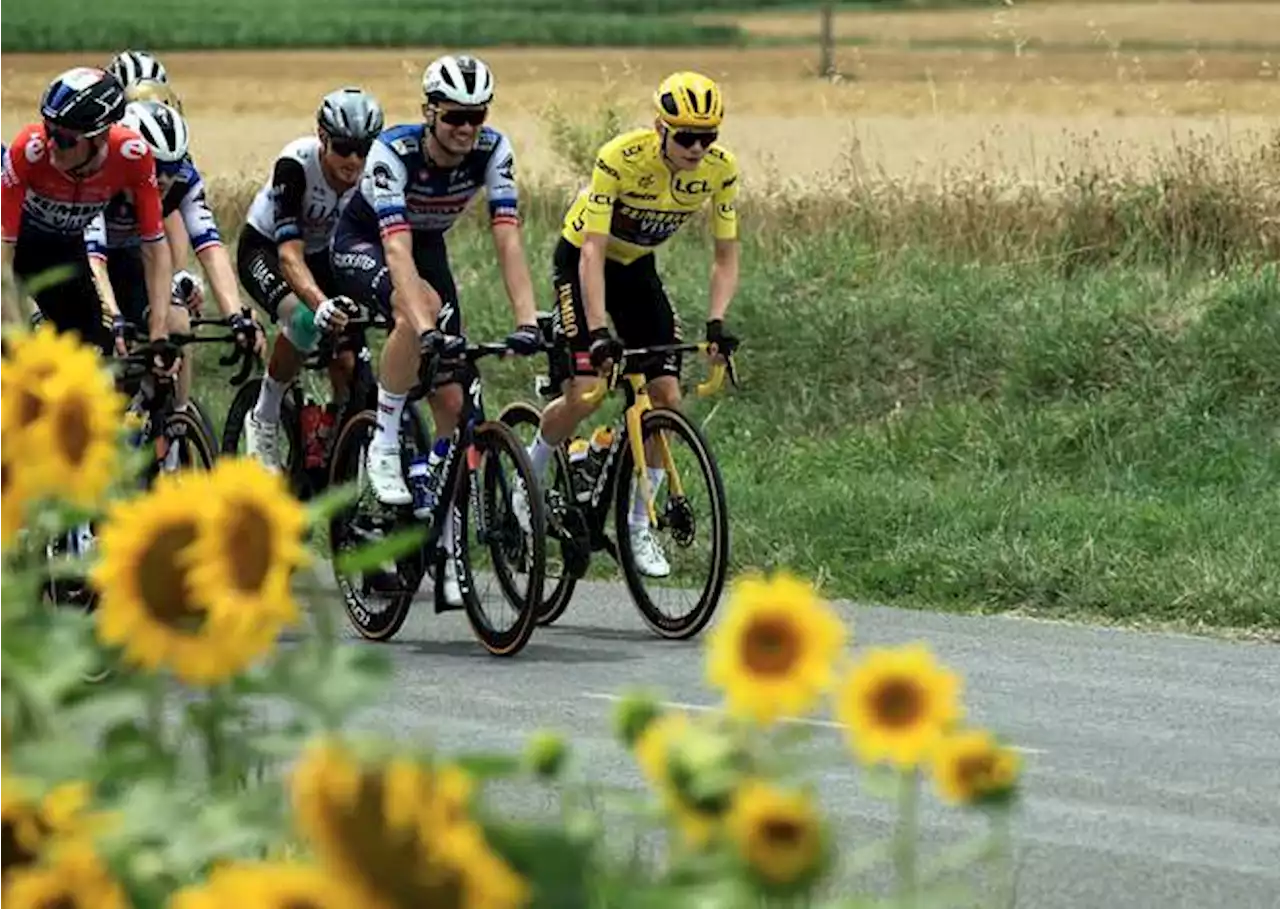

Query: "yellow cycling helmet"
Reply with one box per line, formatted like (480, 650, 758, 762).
(126, 78, 184, 114)
(653, 71, 723, 130)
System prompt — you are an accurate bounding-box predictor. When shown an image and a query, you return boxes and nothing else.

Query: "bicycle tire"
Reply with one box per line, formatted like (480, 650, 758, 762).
(327, 409, 430, 642)
(150, 409, 217, 480)
(614, 407, 729, 640)
(455, 420, 545, 656)
(497, 401, 580, 626)
(187, 397, 220, 455)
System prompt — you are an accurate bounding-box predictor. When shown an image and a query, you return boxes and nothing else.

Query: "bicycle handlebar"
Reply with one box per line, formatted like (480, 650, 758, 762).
(579, 341, 739, 406)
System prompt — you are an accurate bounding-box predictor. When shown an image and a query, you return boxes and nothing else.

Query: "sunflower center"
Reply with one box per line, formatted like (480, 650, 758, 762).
(41, 894, 77, 909)
(138, 521, 205, 632)
(1, 818, 39, 875)
(761, 815, 804, 848)
(225, 502, 273, 593)
(956, 752, 997, 790)
(54, 395, 92, 467)
(741, 616, 801, 676)
(869, 677, 925, 728)
(282, 901, 324, 909)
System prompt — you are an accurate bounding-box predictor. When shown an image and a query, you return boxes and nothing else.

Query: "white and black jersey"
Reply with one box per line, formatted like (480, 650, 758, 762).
(244, 137, 353, 255)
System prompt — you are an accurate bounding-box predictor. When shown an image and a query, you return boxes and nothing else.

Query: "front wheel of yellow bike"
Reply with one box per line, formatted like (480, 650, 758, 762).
(614, 407, 729, 640)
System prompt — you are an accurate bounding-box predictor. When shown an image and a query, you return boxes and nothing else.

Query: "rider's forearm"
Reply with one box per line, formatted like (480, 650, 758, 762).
(579, 238, 608, 333)
(493, 225, 538, 326)
(708, 242, 740, 323)
(88, 256, 122, 318)
(1, 243, 24, 325)
(197, 244, 245, 318)
(279, 243, 326, 311)
(140, 240, 173, 340)
(165, 211, 191, 272)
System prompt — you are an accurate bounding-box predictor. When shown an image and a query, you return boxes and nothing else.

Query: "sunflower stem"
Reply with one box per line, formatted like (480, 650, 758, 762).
(991, 808, 1016, 909)
(892, 770, 920, 908)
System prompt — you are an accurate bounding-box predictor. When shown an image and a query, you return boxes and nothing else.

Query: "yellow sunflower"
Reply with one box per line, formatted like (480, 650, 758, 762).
(833, 643, 963, 770)
(727, 780, 827, 895)
(184, 457, 308, 629)
(705, 571, 848, 726)
(2, 452, 32, 551)
(1, 776, 93, 879)
(1, 323, 105, 457)
(289, 739, 462, 909)
(436, 818, 530, 909)
(19, 356, 126, 510)
(90, 471, 287, 685)
(633, 711, 724, 848)
(2, 836, 129, 909)
(930, 728, 1022, 807)
(167, 861, 360, 909)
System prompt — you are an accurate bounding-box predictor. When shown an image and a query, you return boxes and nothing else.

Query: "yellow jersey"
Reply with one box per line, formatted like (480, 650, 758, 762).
(561, 128, 739, 265)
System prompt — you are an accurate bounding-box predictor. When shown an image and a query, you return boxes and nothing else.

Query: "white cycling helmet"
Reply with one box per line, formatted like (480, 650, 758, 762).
(422, 54, 494, 106)
(108, 50, 167, 87)
(122, 100, 189, 163)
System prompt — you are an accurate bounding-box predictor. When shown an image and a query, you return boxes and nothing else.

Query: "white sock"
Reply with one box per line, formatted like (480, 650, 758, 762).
(527, 432, 554, 480)
(630, 468, 666, 529)
(371, 386, 406, 452)
(441, 505, 456, 556)
(254, 375, 286, 423)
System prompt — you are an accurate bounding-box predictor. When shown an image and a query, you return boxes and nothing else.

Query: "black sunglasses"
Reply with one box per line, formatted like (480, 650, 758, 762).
(328, 136, 374, 158)
(438, 107, 488, 127)
(671, 129, 718, 149)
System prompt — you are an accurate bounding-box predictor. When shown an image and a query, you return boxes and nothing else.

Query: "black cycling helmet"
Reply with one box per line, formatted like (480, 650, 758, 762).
(40, 67, 126, 137)
(317, 87, 385, 143)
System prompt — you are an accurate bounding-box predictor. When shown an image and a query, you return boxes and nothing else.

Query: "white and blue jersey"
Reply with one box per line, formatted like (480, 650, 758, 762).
(84, 156, 221, 259)
(336, 123, 519, 244)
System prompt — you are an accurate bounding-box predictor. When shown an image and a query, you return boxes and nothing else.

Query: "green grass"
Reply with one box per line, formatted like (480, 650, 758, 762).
(1, 0, 988, 51)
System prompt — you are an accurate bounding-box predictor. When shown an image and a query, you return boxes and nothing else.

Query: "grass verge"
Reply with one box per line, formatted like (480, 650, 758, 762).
(184, 112, 1278, 632)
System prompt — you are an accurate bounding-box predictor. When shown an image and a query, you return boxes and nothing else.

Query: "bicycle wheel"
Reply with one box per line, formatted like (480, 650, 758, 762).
(497, 401, 584, 626)
(327, 409, 429, 642)
(187, 397, 219, 454)
(614, 407, 729, 640)
(143, 408, 217, 487)
(454, 420, 545, 656)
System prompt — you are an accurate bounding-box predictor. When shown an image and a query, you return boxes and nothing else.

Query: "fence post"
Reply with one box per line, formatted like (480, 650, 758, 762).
(819, 2, 836, 78)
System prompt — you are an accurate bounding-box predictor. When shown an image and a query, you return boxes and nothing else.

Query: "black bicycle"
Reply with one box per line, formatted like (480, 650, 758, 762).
(499, 320, 737, 640)
(326, 339, 547, 656)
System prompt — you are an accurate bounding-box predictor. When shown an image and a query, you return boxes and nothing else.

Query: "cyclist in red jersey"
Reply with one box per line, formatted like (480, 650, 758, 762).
(1, 67, 174, 364)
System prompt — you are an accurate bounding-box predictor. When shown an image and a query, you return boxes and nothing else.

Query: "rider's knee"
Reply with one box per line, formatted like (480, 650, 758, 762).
(429, 381, 464, 415)
(648, 375, 680, 409)
(166, 304, 191, 333)
(565, 376, 605, 415)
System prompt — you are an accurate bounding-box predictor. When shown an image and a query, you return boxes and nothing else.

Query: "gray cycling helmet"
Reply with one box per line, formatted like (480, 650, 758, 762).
(316, 87, 385, 142)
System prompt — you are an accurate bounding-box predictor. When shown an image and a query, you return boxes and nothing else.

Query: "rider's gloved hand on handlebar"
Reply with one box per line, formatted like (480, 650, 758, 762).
(229, 310, 261, 352)
(171, 269, 204, 313)
(420, 327, 467, 359)
(588, 326, 623, 372)
(148, 336, 182, 378)
(505, 323, 542, 356)
(705, 319, 739, 360)
(314, 296, 354, 333)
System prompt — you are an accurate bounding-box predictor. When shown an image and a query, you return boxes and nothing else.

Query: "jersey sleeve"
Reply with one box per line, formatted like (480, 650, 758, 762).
(174, 171, 222, 252)
(361, 140, 410, 239)
(711, 151, 740, 242)
(125, 147, 166, 243)
(484, 134, 519, 226)
(269, 156, 308, 245)
(580, 144, 622, 237)
(1, 126, 35, 243)
(84, 211, 108, 259)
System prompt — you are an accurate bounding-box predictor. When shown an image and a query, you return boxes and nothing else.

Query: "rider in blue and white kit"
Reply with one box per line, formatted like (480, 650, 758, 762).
(331, 53, 542, 606)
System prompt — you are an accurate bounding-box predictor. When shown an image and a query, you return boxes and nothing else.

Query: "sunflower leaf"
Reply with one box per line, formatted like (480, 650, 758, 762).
(452, 752, 524, 779)
(303, 479, 362, 525)
(333, 523, 427, 574)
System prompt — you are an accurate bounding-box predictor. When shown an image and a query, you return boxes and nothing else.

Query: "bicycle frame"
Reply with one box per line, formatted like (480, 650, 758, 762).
(578, 341, 735, 527)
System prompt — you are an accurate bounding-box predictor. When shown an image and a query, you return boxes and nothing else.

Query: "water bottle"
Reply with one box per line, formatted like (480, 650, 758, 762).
(408, 437, 451, 519)
(567, 438, 591, 502)
(575, 426, 613, 502)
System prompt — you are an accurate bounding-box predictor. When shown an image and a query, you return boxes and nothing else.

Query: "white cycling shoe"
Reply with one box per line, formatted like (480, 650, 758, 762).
(443, 555, 463, 606)
(629, 525, 671, 578)
(244, 412, 281, 472)
(365, 446, 412, 506)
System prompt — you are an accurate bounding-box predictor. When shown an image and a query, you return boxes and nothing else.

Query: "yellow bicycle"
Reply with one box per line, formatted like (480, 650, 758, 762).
(499, 335, 738, 639)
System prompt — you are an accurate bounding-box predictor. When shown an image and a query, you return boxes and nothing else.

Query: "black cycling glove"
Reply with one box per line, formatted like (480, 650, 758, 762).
(705, 319, 739, 358)
(588, 326, 623, 372)
(506, 323, 542, 356)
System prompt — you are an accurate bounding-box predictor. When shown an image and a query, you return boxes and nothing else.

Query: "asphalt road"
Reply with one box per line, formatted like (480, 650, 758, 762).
(324, 575, 1280, 909)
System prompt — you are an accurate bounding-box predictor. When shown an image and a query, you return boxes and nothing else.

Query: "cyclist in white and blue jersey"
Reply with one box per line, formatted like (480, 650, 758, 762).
(331, 54, 542, 604)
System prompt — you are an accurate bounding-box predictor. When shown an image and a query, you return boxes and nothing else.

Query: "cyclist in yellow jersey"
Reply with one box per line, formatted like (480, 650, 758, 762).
(524, 71, 742, 578)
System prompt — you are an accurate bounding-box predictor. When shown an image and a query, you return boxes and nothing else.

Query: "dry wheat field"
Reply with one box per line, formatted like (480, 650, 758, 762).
(2, 2, 1277, 192)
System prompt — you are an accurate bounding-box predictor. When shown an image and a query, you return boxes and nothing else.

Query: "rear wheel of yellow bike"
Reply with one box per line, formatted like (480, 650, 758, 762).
(614, 407, 729, 640)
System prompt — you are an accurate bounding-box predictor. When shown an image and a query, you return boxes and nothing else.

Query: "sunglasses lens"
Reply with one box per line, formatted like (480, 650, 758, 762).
(441, 108, 487, 126)
(674, 130, 717, 149)
(46, 126, 81, 149)
(331, 138, 373, 157)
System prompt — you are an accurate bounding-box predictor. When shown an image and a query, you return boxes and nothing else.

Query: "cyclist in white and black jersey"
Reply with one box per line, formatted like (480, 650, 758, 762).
(331, 54, 542, 537)
(237, 87, 385, 470)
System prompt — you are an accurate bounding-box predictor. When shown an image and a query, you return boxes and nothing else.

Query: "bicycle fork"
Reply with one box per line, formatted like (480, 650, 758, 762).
(625, 376, 686, 527)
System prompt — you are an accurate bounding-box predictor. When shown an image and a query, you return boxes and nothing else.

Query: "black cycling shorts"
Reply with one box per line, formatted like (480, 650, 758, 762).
(330, 229, 461, 335)
(13, 226, 111, 355)
(100, 246, 148, 327)
(236, 225, 339, 321)
(549, 237, 683, 385)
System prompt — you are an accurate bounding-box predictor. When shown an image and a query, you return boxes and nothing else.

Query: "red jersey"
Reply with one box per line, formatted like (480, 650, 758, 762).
(1, 123, 165, 244)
